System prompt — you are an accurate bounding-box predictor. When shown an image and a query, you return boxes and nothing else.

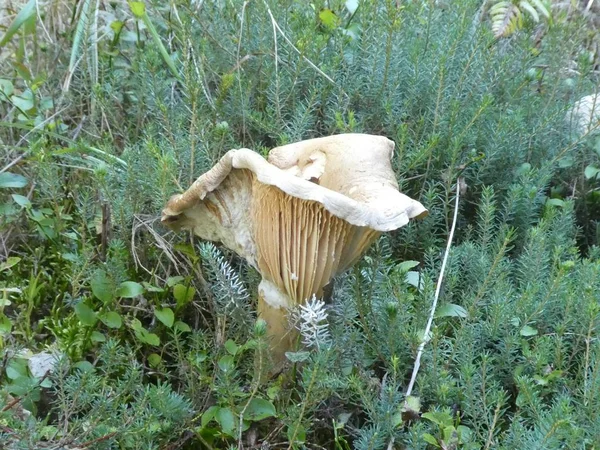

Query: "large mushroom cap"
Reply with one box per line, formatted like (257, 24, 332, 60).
(162, 134, 427, 367)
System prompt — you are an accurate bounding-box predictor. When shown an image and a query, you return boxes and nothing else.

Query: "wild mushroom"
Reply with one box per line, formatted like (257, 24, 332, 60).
(161, 134, 427, 370)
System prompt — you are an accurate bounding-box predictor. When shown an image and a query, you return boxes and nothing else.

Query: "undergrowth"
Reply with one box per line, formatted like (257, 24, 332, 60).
(1, 0, 600, 448)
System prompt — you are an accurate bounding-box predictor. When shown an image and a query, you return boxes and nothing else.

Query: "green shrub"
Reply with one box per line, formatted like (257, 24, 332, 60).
(1, 0, 600, 448)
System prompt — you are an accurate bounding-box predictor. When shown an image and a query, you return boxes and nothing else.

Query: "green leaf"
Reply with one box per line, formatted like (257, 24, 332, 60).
(74, 361, 94, 373)
(99, 311, 122, 329)
(144, 332, 160, 346)
(244, 398, 276, 421)
(0, 315, 12, 334)
(0, 172, 28, 188)
(287, 423, 306, 444)
(557, 155, 574, 168)
(173, 284, 195, 306)
(398, 260, 420, 272)
(201, 405, 220, 428)
(0, 256, 21, 272)
(128, 1, 146, 18)
(174, 321, 191, 333)
(12, 194, 31, 208)
(406, 271, 423, 291)
(148, 353, 161, 367)
(546, 198, 565, 207)
(216, 407, 236, 436)
(91, 270, 115, 304)
(74, 303, 97, 326)
(10, 91, 34, 111)
(218, 355, 234, 373)
(91, 331, 106, 342)
(0, 79, 14, 97)
(154, 307, 174, 328)
(520, 325, 538, 337)
(166, 276, 184, 287)
(319, 9, 339, 29)
(0, 0, 36, 47)
(422, 411, 453, 427)
(117, 281, 143, 298)
(224, 339, 239, 356)
(435, 303, 468, 318)
(135, 329, 161, 346)
(402, 395, 421, 414)
(422, 433, 440, 447)
(142, 281, 164, 292)
(6, 359, 28, 380)
(584, 165, 600, 180)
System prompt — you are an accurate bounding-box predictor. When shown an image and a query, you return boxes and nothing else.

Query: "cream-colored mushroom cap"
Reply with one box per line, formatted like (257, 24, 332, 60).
(161, 134, 427, 368)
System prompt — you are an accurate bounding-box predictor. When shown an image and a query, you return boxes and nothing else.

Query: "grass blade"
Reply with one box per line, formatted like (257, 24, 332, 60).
(0, 0, 36, 47)
(128, 2, 181, 81)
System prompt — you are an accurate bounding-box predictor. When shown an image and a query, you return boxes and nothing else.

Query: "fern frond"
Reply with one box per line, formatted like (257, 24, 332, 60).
(490, 0, 551, 38)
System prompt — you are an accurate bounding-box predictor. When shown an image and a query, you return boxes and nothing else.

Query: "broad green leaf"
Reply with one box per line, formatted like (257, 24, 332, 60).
(154, 307, 174, 328)
(91, 270, 115, 304)
(166, 276, 184, 287)
(142, 281, 164, 292)
(224, 339, 239, 356)
(557, 155, 574, 168)
(135, 329, 160, 346)
(128, 1, 146, 18)
(584, 165, 600, 180)
(99, 311, 122, 329)
(216, 407, 235, 436)
(218, 355, 234, 373)
(0, 172, 28, 188)
(422, 411, 453, 427)
(520, 325, 538, 337)
(12, 194, 31, 208)
(74, 360, 94, 372)
(117, 281, 143, 298)
(0, 0, 36, 47)
(406, 271, 423, 291)
(148, 353, 161, 367)
(0, 79, 14, 97)
(201, 405, 220, 428)
(435, 303, 468, 318)
(0, 315, 12, 334)
(287, 423, 306, 444)
(244, 398, 276, 421)
(0, 256, 21, 272)
(546, 198, 565, 207)
(10, 91, 34, 111)
(319, 9, 339, 29)
(402, 395, 421, 414)
(144, 332, 160, 346)
(423, 433, 440, 447)
(174, 321, 191, 333)
(6, 359, 28, 380)
(74, 303, 97, 326)
(173, 284, 195, 306)
(398, 260, 420, 272)
(91, 331, 106, 342)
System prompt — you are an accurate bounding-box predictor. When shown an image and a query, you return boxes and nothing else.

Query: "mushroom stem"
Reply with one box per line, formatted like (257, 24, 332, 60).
(257, 279, 298, 371)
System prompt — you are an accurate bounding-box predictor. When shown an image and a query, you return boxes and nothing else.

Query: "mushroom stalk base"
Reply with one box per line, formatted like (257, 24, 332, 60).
(257, 279, 298, 373)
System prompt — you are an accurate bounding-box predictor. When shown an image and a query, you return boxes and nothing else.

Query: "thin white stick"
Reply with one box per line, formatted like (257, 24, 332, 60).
(405, 181, 460, 399)
(263, 1, 337, 86)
